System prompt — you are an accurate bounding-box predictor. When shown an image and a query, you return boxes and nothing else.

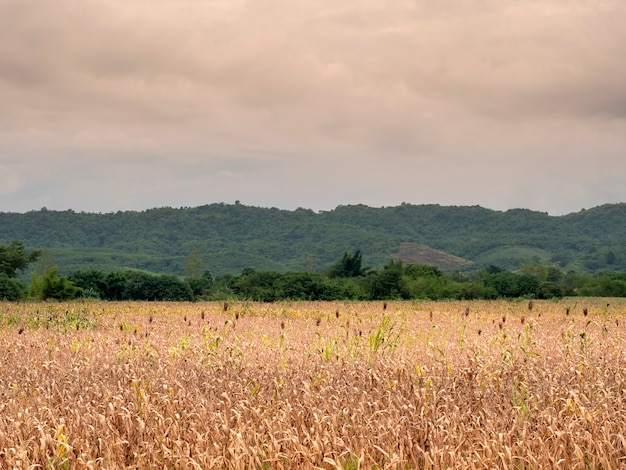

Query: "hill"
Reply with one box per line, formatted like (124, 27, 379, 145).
(390, 243, 472, 270)
(1, 202, 624, 276)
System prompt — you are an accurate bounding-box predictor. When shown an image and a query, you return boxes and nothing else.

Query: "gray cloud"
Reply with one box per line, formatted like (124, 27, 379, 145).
(1, 0, 625, 215)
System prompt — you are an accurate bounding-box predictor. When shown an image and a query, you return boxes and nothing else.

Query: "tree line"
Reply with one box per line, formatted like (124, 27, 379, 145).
(2, 243, 625, 302)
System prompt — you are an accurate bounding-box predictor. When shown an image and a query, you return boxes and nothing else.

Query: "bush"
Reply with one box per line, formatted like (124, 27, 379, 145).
(537, 281, 565, 299)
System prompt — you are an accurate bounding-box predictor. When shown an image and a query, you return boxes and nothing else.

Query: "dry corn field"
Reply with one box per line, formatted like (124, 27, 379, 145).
(1, 299, 626, 469)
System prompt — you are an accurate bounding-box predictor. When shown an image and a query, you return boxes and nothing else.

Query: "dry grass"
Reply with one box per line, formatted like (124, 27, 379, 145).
(1, 299, 626, 469)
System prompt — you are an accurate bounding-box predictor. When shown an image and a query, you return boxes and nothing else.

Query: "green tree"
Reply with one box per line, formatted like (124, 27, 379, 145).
(69, 270, 108, 299)
(365, 260, 404, 300)
(36, 249, 56, 276)
(0, 241, 40, 278)
(232, 269, 280, 302)
(455, 281, 495, 300)
(277, 272, 339, 300)
(327, 250, 365, 278)
(483, 271, 521, 298)
(105, 271, 131, 300)
(562, 270, 592, 296)
(400, 264, 451, 300)
(537, 281, 565, 299)
(186, 247, 203, 278)
(404, 264, 443, 279)
(39, 268, 81, 301)
(520, 261, 548, 282)
(595, 273, 626, 297)
(546, 267, 564, 282)
(326, 277, 365, 300)
(123, 272, 193, 301)
(517, 274, 540, 297)
(0, 273, 25, 300)
(187, 270, 214, 299)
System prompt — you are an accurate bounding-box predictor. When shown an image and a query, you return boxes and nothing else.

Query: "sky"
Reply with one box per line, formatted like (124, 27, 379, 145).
(1, 0, 625, 216)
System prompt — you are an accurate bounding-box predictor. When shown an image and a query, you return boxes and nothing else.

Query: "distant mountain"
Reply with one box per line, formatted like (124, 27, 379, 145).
(1, 202, 624, 276)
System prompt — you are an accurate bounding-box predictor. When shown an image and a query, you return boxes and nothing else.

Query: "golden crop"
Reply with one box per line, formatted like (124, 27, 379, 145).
(1, 299, 625, 468)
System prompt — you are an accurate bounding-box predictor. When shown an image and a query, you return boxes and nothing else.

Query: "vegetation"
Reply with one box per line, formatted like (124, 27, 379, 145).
(3, 239, 626, 301)
(0, 240, 40, 278)
(1, 202, 625, 276)
(1, 299, 625, 467)
(0, 241, 40, 301)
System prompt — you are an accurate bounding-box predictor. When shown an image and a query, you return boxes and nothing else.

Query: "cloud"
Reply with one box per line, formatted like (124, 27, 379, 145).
(4, 1, 626, 129)
(0, 165, 23, 195)
(0, 0, 625, 214)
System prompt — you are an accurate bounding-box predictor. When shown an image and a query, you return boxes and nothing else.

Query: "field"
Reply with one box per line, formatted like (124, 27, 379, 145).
(1, 299, 626, 469)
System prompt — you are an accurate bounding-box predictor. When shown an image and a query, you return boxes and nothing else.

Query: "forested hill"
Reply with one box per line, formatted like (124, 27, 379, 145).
(1, 203, 625, 276)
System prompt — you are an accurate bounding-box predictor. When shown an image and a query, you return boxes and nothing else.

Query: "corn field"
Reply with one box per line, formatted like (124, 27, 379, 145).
(1, 299, 625, 469)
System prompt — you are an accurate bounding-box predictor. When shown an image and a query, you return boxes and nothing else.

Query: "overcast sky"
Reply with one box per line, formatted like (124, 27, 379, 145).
(1, 0, 625, 215)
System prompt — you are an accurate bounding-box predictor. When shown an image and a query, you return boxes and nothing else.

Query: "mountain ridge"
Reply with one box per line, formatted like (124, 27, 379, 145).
(1, 202, 624, 275)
